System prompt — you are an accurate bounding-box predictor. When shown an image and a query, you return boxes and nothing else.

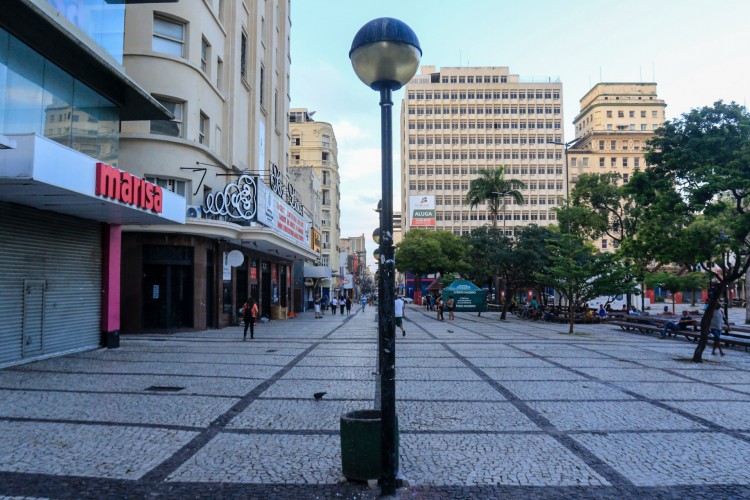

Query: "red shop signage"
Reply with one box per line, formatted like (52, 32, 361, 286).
(95, 162, 163, 213)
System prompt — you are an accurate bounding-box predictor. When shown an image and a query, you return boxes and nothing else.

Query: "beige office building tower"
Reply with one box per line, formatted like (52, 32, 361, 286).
(568, 83, 666, 251)
(401, 66, 566, 235)
(289, 109, 341, 278)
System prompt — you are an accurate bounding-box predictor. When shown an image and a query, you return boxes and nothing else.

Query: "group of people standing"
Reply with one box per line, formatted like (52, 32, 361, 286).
(313, 294, 353, 318)
(422, 294, 455, 321)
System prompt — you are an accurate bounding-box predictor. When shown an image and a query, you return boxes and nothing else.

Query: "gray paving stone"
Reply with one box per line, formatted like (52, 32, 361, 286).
(399, 401, 539, 431)
(0, 390, 238, 427)
(400, 433, 609, 486)
(529, 401, 708, 431)
(574, 431, 750, 486)
(0, 421, 196, 479)
(167, 433, 340, 484)
(501, 380, 634, 401)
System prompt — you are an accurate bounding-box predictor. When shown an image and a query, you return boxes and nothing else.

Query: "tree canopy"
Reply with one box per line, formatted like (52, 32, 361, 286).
(465, 167, 525, 228)
(633, 101, 750, 361)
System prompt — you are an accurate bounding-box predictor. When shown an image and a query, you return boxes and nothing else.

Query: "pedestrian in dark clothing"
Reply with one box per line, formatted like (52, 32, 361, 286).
(345, 296, 352, 315)
(436, 297, 444, 321)
(340, 296, 345, 315)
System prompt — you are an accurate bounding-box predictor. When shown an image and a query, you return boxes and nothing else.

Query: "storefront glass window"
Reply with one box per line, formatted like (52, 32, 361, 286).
(0, 28, 120, 165)
(45, 0, 125, 63)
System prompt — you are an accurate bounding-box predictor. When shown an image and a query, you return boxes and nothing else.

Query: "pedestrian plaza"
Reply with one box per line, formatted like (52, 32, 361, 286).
(1, 305, 750, 498)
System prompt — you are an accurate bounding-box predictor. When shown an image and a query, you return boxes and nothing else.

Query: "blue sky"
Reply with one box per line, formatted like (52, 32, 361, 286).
(289, 0, 750, 268)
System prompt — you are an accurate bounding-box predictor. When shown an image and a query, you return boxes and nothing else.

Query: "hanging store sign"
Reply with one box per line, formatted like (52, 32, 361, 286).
(95, 162, 163, 213)
(203, 175, 257, 220)
(256, 180, 311, 248)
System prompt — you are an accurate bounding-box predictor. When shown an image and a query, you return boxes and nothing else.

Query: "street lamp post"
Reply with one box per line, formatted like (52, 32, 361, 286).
(350, 18, 421, 495)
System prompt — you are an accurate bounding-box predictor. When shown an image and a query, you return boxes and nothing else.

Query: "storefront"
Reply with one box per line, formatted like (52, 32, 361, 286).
(0, 134, 185, 367)
(121, 169, 318, 332)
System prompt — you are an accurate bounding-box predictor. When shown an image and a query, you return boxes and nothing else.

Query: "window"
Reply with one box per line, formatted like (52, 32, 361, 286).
(611, 140, 616, 150)
(641, 124, 648, 131)
(611, 157, 616, 167)
(601, 239, 608, 249)
(599, 140, 605, 150)
(599, 158, 605, 167)
(199, 112, 208, 145)
(606, 110, 612, 118)
(634, 158, 640, 167)
(153, 15, 185, 57)
(150, 96, 184, 137)
(641, 111, 646, 117)
(629, 110, 635, 118)
(622, 158, 628, 167)
(618, 111, 624, 118)
(240, 32, 248, 80)
(216, 57, 223, 89)
(200, 37, 209, 73)
(146, 176, 186, 197)
(259, 65, 265, 107)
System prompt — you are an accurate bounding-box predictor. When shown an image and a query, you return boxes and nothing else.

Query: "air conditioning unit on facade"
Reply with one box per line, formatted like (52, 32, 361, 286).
(186, 205, 203, 218)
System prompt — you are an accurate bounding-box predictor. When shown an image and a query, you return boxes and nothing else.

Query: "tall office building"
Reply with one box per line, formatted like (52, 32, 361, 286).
(118, 0, 318, 331)
(567, 83, 666, 251)
(401, 66, 566, 236)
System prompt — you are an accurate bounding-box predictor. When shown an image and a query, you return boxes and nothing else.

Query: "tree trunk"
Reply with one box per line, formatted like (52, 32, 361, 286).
(745, 271, 750, 325)
(568, 301, 575, 334)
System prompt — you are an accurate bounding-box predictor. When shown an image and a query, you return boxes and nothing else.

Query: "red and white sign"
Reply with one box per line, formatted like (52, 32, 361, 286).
(95, 162, 163, 213)
(257, 181, 311, 249)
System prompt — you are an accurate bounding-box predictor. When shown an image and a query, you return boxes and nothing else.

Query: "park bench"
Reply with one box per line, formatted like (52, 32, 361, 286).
(609, 315, 750, 351)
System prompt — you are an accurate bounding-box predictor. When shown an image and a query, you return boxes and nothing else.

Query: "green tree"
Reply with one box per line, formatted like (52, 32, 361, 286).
(465, 167, 525, 229)
(644, 271, 708, 313)
(395, 229, 467, 297)
(538, 235, 638, 334)
(635, 101, 750, 361)
(463, 226, 508, 292)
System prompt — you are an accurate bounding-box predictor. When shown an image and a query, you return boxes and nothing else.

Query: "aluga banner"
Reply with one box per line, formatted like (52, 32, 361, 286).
(409, 195, 435, 227)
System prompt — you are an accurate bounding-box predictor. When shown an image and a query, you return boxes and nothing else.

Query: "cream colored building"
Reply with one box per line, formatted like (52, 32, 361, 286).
(116, 0, 318, 331)
(568, 83, 666, 251)
(289, 108, 341, 279)
(401, 66, 566, 236)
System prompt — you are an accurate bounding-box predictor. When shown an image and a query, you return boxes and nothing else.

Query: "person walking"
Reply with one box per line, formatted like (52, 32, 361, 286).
(339, 296, 346, 315)
(710, 302, 728, 356)
(447, 295, 455, 320)
(360, 294, 367, 312)
(314, 293, 322, 318)
(395, 295, 406, 337)
(436, 296, 444, 321)
(241, 297, 258, 340)
(345, 296, 352, 315)
(331, 296, 338, 315)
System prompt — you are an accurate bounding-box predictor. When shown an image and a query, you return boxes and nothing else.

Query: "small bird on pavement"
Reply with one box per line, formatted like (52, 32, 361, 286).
(313, 392, 327, 400)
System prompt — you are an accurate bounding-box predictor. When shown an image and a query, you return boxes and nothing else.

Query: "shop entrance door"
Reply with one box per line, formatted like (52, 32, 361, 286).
(142, 246, 194, 329)
(261, 261, 272, 319)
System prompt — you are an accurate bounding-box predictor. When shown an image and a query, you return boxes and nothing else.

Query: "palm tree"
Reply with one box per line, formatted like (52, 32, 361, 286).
(465, 167, 525, 230)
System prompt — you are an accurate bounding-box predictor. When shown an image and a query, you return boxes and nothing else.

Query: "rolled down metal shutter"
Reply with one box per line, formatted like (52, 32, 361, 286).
(0, 202, 102, 367)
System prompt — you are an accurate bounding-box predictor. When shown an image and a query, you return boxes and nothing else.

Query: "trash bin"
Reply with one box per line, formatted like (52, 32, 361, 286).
(340, 409, 399, 481)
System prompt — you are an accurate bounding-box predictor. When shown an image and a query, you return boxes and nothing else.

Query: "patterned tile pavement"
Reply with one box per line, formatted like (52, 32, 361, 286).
(1, 304, 750, 498)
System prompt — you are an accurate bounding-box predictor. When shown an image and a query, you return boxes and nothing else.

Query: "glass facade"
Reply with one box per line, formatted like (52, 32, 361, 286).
(45, 0, 125, 63)
(0, 27, 120, 165)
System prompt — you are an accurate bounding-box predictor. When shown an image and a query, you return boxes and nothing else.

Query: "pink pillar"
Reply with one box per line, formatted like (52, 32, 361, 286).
(102, 224, 121, 347)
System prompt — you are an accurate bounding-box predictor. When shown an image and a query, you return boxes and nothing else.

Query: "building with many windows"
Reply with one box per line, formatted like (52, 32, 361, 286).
(288, 108, 341, 293)
(567, 83, 666, 251)
(400, 65, 566, 236)
(117, 0, 317, 331)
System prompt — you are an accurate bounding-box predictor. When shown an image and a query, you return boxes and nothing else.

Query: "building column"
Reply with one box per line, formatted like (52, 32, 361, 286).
(102, 224, 121, 348)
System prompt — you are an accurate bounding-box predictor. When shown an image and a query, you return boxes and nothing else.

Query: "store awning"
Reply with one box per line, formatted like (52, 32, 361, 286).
(304, 265, 332, 279)
(0, 134, 185, 224)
